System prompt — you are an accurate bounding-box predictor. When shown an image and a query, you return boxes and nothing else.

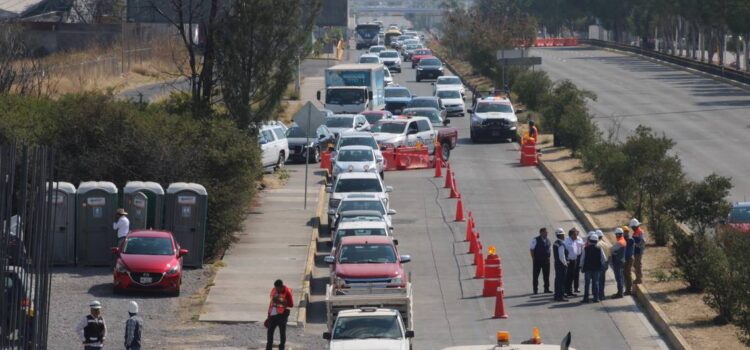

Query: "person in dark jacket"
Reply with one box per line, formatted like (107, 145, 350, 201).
(124, 301, 143, 350)
(75, 301, 106, 349)
(623, 227, 636, 295)
(552, 228, 569, 302)
(580, 233, 606, 303)
(529, 228, 552, 294)
(267, 279, 294, 350)
(610, 227, 627, 299)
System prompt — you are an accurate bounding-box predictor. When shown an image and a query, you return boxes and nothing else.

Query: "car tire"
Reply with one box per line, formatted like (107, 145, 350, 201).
(274, 152, 285, 172)
(470, 129, 478, 143)
(308, 147, 320, 163)
(380, 171, 384, 180)
(172, 287, 181, 297)
(441, 142, 451, 160)
(511, 133, 519, 143)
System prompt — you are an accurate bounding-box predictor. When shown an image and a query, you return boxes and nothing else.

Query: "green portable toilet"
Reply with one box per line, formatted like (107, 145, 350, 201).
(76, 181, 118, 266)
(123, 181, 165, 230)
(49, 182, 77, 265)
(165, 182, 207, 268)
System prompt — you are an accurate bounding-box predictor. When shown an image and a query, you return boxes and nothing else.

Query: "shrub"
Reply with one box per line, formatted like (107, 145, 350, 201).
(701, 232, 742, 324)
(669, 173, 733, 237)
(512, 70, 552, 111)
(670, 230, 709, 291)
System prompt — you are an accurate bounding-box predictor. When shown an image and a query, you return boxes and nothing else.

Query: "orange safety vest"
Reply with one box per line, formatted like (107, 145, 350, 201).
(529, 126, 538, 142)
(268, 287, 292, 315)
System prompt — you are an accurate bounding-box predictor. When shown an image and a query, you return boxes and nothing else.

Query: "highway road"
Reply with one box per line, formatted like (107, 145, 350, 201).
(534, 47, 750, 202)
(308, 16, 668, 349)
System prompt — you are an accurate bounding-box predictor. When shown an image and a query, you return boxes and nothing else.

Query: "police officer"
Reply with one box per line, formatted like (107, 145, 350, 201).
(267, 279, 294, 350)
(124, 301, 143, 350)
(529, 228, 552, 294)
(75, 300, 106, 349)
(552, 228, 568, 302)
(610, 227, 627, 299)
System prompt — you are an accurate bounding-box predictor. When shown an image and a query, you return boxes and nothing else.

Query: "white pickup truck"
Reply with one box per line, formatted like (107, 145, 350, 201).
(323, 283, 414, 350)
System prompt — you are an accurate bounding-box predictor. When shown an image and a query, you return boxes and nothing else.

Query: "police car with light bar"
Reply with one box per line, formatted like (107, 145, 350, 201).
(469, 96, 519, 143)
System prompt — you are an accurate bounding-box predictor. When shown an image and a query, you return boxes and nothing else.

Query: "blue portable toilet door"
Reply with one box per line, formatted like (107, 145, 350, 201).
(173, 192, 200, 265)
(83, 193, 113, 265)
(129, 192, 149, 230)
(51, 189, 73, 265)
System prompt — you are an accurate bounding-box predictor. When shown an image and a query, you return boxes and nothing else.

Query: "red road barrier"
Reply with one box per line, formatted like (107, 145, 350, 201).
(483, 253, 501, 296)
(382, 147, 398, 171)
(395, 147, 431, 170)
(520, 139, 539, 166)
(320, 151, 332, 178)
(532, 37, 580, 47)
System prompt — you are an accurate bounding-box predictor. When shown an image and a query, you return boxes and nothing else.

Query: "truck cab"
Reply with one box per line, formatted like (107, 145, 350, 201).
(321, 87, 373, 114)
(324, 308, 414, 350)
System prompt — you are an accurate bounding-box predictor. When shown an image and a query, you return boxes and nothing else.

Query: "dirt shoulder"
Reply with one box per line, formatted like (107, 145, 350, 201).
(540, 143, 744, 350)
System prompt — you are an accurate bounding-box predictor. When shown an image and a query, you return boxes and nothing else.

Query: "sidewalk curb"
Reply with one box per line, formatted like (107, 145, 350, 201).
(537, 157, 693, 350)
(295, 184, 325, 328)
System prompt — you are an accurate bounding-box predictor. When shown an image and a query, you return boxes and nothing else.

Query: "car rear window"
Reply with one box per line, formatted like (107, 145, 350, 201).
(335, 179, 383, 193)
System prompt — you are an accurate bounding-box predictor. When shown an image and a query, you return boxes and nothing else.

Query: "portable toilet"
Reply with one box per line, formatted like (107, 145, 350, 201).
(123, 181, 165, 230)
(76, 181, 118, 266)
(165, 183, 207, 268)
(49, 182, 77, 265)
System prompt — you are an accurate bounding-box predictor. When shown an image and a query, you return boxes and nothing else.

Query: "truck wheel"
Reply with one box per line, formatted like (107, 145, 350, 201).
(309, 147, 320, 163)
(441, 142, 451, 160)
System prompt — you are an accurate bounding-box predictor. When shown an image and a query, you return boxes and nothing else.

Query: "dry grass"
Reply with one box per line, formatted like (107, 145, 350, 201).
(541, 145, 746, 350)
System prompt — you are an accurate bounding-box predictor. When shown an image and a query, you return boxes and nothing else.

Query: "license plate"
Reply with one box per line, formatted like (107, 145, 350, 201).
(140, 277, 153, 284)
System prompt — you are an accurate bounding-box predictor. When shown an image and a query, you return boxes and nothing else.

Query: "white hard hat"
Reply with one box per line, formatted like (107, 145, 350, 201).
(629, 218, 641, 227)
(587, 231, 596, 237)
(595, 229, 604, 238)
(554, 227, 564, 236)
(89, 300, 102, 309)
(615, 227, 624, 235)
(128, 301, 139, 314)
(588, 233, 599, 242)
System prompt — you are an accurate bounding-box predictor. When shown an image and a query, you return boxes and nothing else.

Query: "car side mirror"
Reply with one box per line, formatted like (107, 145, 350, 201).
(324, 256, 335, 264)
(316, 91, 321, 101)
(400, 254, 411, 263)
(393, 239, 399, 246)
(388, 209, 397, 215)
(111, 247, 120, 255)
(386, 186, 394, 193)
(443, 119, 451, 126)
(325, 186, 332, 193)
(405, 330, 415, 338)
(323, 332, 331, 340)
(179, 249, 189, 257)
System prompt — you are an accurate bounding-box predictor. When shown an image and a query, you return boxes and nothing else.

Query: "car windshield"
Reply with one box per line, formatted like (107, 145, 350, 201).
(363, 113, 386, 124)
(333, 315, 402, 340)
(339, 244, 397, 264)
(339, 200, 386, 214)
(414, 49, 431, 55)
(380, 51, 398, 58)
(408, 99, 437, 108)
(338, 149, 374, 162)
(729, 206, 750, 223)
(340, 137, 379, 149)
(438, 77, 461, 85)
(405, 110, 440, 124)
(476, 103, 513, 113)
(326, 117, 354, 128)
(371, 122, 406, 134)
(360, 56, 380, 64)
(437, 90, 461, 99)
(334, 228, 387, 246)
(420, 58, 441, 66)
(385, 89, 410, 98)
(326, 89, 365, 105)
(123, 237, 173, 255)
(334, 179, 383, 193)
(286, 127, 308, 138)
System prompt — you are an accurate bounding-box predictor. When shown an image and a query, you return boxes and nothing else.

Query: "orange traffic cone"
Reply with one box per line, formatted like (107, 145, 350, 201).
(493, 288, 509, 319)
(449, 175, 460, 198)
(474, 252, 485, 278)
(455, 197, 465, 222)
(469, 233, 478, 254)
(434, 157, 442, 178)
(444, 164, 453, 188)
(465, 218, 473, 241)
(435, 142, 443, 162)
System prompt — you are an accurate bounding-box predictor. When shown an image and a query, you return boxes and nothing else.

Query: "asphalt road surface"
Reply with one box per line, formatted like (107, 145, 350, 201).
(306, 15, 667, 349)
(534, 46, 750, 202)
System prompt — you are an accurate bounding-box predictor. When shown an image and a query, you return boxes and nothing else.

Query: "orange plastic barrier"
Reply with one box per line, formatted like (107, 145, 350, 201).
(394, 147, 431, 170)
(320, 151, 332, 174)
(520, 139, 539, 166)
(381, 147, 399, 171)
(532, 37, 579, 47)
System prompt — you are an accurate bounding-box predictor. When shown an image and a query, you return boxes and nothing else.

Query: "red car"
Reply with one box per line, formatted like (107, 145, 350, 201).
(324, 235, 410, 289)
(411, 48, 434, 68)
(112, 230, 188, 296)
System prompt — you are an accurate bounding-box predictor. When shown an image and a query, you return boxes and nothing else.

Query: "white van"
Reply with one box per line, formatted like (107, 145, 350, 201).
(259, 122, 290, 170)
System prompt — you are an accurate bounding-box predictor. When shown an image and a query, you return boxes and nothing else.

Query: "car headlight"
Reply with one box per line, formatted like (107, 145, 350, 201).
(167, 265, 180, 275)
(363, 164, 370, 171)
(329, 198, 341, 209)
(115, 262, 128, 273)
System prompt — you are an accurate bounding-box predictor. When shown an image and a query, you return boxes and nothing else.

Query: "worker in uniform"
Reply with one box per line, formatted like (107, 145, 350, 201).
(124, 301, 143, 350)
(75, 300, 106, 350)
(552, 228, 569, 302)
(595, 230, 611, 301)
(580, 232, 606, 303)
(112, 208, 130, 248)
(529, 228, 552, 294)
(527, 120, 539, 144)
(610, 228, 627, 299)
(564, 228, 583, 297)
(623, 226, 636, 295)
(266, 279, 294, 350)
(630, 218, 647, 284)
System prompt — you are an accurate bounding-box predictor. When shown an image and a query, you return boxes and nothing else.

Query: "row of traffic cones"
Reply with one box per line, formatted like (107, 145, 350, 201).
(433, 157, 508, 319)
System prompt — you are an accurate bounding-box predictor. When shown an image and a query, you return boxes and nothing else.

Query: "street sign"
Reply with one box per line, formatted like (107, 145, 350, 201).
(293, 101, 327, 133)
(496, 49, 530, 60)
(497, 57, 542, 66)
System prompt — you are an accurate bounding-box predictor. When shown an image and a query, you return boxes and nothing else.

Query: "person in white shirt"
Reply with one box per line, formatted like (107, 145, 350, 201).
(113, 208, 131, 247)
(75, 300, 106, 349)
(564, 228, 583, 296)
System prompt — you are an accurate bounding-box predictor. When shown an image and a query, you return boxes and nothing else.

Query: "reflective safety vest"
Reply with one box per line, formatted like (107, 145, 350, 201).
(268, 287, 293, 315)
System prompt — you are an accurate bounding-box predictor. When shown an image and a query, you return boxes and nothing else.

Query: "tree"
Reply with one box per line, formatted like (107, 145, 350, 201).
(215, 0, 320, 130)
(669, 173, 733, 236)
(540, 80, 596, 147)
(512, 70, 552, 111)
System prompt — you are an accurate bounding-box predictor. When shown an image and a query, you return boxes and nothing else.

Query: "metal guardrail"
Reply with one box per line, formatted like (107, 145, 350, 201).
(582, 39, 750, 86)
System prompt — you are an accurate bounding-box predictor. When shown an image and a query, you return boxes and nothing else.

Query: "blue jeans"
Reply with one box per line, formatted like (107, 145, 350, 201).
(598, 265, 608, 300)
(612, 263, 624, 294)
(583, 270, 601, 301)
